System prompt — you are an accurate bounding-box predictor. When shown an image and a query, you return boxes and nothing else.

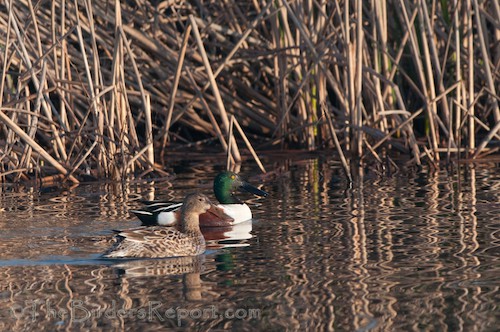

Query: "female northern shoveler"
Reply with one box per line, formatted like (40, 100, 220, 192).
(103, 193, 212, 258)
(130, 171, 268, 227)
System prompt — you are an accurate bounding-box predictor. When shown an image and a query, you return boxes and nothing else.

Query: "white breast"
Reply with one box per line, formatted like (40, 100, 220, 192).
(219, 203, 252, 224)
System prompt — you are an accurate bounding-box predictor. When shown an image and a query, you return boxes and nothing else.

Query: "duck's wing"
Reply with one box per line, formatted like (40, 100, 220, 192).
(104, 226, 203, 258)
(139, 199, 178, 204)
(114, 226, 179, 242)
(130, 202, 182, 226)
(131, 202, 182, 214)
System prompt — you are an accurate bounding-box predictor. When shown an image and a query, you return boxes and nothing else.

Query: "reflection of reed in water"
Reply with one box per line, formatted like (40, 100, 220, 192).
(0, 256, 220, 330)
(0, 264, 123, 330)
(2, 161, 500, 330)
(252, 161, 500, 331)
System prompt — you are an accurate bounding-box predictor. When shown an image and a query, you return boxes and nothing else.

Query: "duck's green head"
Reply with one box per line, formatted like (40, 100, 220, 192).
(213, 171, 268, 204)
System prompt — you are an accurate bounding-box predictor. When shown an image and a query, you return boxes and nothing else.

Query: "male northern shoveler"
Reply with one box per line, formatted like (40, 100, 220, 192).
(131, 171, 268, 227)
(103, 193, 212, 258)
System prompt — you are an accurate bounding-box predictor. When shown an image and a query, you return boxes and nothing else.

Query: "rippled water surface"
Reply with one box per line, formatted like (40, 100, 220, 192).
(0, 158, 499, 331)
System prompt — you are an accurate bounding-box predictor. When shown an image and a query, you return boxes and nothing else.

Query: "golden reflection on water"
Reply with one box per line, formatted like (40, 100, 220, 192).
(0, 161, 499, 330)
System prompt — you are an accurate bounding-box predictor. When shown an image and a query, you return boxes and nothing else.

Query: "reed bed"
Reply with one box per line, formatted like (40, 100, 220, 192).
(0, 0, 499, 183)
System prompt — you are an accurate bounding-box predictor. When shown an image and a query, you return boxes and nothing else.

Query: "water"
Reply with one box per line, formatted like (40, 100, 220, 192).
(0, 158, 499, 331)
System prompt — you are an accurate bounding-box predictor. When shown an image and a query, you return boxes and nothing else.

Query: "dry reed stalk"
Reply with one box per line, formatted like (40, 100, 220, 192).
(67, 139, 98, 178)
(184, 68, 233, 165)
(420, 0, 452, 132)
(232, 116, 266, 173)
(75, 23, 103, 167)
(163, 24, 192, 151)
(322, 105, 352, 182)
(5, 1, 67, 161)
(226, 115, 235, 171)
(452, 0, 462, 161)
(144, 94, 154, 167)
(472, 0, 500, 122)
(0, 110, 78, 183)
(18, 59, 46, 171)
(120, 24, 153, 166)
(271, 2, 288, 148)
(467, 0, 475, 152)
(416, 3, 441, 160)
(188, 14, 241, 162)
(193, 0, 272, 83)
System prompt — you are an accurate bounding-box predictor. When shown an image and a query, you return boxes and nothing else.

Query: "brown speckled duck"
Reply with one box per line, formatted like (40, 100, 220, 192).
(103, 193, 213, 258)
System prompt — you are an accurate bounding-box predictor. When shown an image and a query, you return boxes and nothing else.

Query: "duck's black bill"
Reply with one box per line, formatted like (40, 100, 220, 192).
(240, 182, 268, 197)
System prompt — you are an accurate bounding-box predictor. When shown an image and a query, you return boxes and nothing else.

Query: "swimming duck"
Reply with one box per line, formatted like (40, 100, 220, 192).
(103, 193, 212, 258)
(131, 171, 268, 227)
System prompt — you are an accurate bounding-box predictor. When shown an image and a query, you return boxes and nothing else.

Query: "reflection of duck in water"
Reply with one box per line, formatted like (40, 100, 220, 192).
(131, 172, 268, 227)
(203, 220, 253, 249)
(112, 258, 209, 301)
(113, 256, 205, 277)
(103, 193, 212, 258)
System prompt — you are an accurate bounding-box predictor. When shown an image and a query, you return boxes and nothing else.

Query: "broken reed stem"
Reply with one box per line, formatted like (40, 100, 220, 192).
(226, 115, 235, 171)
(188, 14, 241, 163)
(232, 116, 266, 173)
(67, 139, 98, 178)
